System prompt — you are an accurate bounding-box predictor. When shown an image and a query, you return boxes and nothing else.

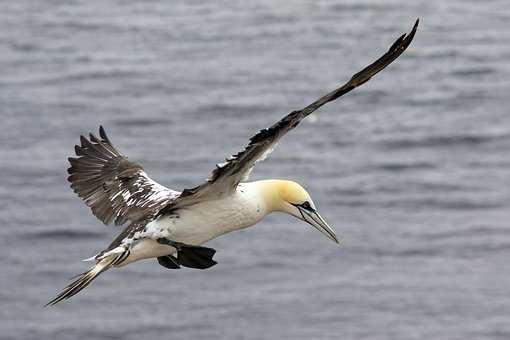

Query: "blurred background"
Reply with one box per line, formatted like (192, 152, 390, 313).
(1, 1, 510, 339)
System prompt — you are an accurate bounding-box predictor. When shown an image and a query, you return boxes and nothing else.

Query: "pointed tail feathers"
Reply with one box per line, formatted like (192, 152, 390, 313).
(46, 257, 115, 306)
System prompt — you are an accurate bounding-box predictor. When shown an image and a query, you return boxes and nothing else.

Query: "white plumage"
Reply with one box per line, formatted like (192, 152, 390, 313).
(118, 183, 268, 265)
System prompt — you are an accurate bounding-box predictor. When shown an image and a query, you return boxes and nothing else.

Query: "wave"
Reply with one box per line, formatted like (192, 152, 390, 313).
(379, 133, 509, 149)
(26, 229, 105, 241)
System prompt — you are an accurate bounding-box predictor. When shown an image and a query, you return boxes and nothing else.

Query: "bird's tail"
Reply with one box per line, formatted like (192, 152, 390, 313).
(46, 256, 116, 306)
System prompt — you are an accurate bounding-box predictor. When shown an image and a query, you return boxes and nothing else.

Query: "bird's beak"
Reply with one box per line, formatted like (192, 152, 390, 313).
(296, 206, 339, 244)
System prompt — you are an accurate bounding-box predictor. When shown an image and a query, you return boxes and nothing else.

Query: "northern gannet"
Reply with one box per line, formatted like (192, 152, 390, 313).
(47, 20, 418, 305)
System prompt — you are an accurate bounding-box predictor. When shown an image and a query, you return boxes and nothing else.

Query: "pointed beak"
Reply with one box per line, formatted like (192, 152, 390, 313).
(297, 207, 339, 244)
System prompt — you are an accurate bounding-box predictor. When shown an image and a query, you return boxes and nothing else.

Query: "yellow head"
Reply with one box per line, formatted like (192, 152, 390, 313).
(257, 180, 339, 243)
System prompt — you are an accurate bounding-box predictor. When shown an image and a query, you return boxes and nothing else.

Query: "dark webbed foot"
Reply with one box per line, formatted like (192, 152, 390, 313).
(177, 246, 217, 269)
(156, 238, 217, 270)
(157, 255, 181, 269)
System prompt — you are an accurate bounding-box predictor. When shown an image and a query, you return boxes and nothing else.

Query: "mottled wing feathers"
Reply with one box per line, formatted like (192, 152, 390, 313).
(68, 126, 179, 225)
(173, 19, 419, 206)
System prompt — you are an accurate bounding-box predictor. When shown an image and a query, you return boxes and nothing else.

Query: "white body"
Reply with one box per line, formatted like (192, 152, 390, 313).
(117, 183, 268, 266)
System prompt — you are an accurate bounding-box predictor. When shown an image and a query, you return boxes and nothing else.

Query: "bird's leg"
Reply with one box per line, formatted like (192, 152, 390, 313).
(156, 238, 184, 249)
(156, 238, 217, 270)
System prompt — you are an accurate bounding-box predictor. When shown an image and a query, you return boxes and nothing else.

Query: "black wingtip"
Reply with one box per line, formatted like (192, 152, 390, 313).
(89, 133, 100, 143)
(99, 125, 108, 141)
(389, 33, 407, 51)
(79, 135, 87, 147)
(409, 18, 420, 36)
(74, 145, 83, 156)
(390, 18, 419, 53)
(405, 18, 420, 47)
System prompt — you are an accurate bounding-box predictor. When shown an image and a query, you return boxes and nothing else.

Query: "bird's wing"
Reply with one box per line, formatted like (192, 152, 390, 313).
(67, 126, 180, 226)
(165, 19, 418, 209)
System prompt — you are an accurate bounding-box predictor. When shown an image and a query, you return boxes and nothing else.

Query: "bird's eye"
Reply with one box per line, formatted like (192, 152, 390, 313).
(301, 201, 312, 210)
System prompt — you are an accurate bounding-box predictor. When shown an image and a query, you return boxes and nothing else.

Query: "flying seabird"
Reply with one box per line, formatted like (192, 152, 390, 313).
(47, 20, 418, 306)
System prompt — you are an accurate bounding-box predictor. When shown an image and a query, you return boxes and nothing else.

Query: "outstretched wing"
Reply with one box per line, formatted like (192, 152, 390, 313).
(67, 126, 179, 225)
(169, 19, 419, 208)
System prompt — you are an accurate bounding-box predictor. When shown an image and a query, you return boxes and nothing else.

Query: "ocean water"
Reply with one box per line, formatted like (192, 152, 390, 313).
(1, 1, 510, 339)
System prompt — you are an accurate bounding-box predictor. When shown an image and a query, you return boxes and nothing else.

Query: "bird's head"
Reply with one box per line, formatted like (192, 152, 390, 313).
(258, 180, 339, 244)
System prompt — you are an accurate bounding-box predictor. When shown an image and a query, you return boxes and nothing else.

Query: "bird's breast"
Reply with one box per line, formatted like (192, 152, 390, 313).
(154, 184, 267, 245)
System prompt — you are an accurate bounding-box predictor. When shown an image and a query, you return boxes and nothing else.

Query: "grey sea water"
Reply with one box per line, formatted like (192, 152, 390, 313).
(1, 1, 510, 339)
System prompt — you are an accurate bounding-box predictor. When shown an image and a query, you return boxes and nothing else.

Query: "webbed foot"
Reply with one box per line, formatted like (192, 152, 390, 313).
(156, 238, 217, 270)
